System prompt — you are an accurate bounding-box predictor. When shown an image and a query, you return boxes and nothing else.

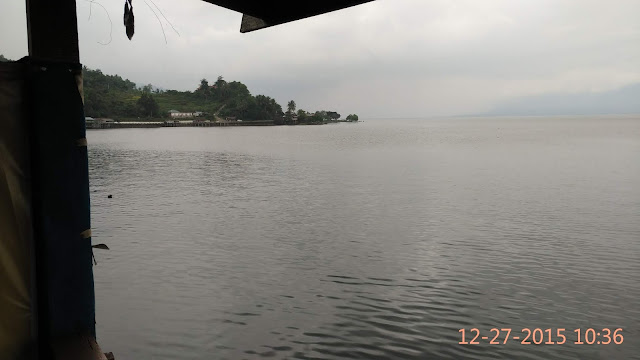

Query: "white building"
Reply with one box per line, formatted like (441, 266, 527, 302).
(168, 110, 195, 118)
(168, 110, 205, 118)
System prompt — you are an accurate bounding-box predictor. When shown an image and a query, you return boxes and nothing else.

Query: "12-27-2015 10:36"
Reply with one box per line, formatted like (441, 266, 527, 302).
(459, 328, 624, 345)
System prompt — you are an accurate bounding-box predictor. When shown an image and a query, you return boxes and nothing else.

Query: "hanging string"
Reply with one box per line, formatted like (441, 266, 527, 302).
(86, 0, 113, 45)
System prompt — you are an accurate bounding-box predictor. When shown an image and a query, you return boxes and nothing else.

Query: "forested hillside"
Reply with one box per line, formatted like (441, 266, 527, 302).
(82, 69, 283, 121)
(0, 54, 353, 123)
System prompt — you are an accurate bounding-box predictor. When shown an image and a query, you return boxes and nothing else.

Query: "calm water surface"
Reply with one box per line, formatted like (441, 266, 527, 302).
(89, 117, 640, 360)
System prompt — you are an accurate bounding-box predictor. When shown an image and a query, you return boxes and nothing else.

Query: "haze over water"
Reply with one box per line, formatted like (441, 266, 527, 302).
(89, 116, 640, 360)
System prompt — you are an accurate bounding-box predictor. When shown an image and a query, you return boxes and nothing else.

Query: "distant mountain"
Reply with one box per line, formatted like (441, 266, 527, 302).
(481, 83, 640, 116)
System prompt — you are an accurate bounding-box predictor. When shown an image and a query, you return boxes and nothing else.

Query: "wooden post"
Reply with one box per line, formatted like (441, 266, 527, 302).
(26, 0, 80, 62)
(25, 0, 104, 358)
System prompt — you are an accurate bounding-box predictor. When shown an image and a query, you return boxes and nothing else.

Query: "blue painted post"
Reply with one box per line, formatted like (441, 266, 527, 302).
(26, 0, 99, 357)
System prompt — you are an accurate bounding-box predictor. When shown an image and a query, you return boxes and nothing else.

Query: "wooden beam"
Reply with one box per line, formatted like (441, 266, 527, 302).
(24, 0, 103, 358)
(26, 0, 80, 62)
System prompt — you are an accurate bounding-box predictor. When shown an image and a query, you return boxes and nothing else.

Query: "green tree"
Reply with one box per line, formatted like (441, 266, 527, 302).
(215, 76, 226, 88)
(212, 76, 227, 99)
(137, 92, 160, 117)
(287, 100, 296, 114)
(327, 111, 340, 120)
(254, 95, 283, 120)
(315, 110, 328, 122)
(199, 78, 209, 90)
(346, 114, 359, 122)
(296, 109, 308, 123)
(0, 54, 10, 62)
(82, 66, 139, 117)
(196, 78, 211, 100)
(226, 81, 250, 98)
(310, 111, 324, 123)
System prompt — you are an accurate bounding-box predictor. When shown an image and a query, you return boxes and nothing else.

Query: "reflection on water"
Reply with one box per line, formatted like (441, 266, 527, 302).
(89, 117, 640, 359)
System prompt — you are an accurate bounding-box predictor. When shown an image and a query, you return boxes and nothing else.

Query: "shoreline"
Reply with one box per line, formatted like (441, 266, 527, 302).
(86, 119, 358, 129)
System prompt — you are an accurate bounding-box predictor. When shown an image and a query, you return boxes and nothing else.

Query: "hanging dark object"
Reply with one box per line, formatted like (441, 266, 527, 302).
(124, 0, 134, 40)
(91, 244, 109, 265)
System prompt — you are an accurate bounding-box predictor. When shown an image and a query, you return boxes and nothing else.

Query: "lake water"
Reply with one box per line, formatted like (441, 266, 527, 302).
(88, 116, 640, 360)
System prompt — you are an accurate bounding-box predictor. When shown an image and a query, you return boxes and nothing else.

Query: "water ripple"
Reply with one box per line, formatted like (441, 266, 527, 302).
(90, 118, 640, 359)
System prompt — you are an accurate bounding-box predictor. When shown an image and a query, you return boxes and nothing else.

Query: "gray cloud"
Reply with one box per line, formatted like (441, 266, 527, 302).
(2, 0, 639, 117)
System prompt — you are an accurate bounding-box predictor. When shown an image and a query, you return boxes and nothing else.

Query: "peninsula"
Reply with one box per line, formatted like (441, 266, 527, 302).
(1, 54, 359, 128)
(80, 62, 357, 126)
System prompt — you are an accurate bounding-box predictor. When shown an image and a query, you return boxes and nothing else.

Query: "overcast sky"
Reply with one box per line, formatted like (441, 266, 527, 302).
(1, 0, 639, 118)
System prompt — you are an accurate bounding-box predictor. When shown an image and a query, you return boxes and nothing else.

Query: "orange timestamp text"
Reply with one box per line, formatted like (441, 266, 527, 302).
(458, 328, 624, 345)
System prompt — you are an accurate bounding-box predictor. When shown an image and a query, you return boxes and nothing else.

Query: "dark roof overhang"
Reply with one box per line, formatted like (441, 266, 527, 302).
(201, 1, 374, 32)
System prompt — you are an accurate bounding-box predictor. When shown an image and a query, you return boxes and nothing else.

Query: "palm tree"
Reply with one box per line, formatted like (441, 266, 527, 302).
(287, 100, 296, 113)
(287, 100, 296, 114)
